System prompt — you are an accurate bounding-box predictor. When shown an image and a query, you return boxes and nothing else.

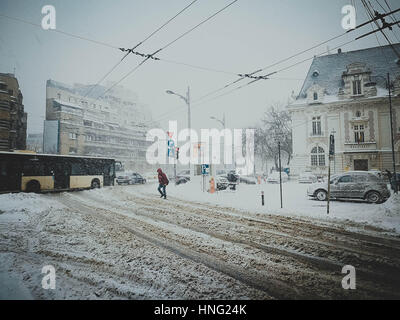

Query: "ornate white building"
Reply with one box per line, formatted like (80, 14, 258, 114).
(287, 44, 400, 175)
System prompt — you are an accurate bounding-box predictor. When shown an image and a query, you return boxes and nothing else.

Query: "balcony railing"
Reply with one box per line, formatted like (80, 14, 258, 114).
(344, 141, 377, 151)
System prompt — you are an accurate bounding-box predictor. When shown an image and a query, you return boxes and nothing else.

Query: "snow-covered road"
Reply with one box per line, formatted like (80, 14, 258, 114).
(1, 182, 400, 299)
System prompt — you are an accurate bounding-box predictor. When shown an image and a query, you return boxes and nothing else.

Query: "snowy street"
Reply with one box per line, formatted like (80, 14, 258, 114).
(1, 181, 400, 299)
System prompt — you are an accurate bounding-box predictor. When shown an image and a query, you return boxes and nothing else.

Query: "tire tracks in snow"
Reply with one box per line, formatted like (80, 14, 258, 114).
(91, 189, 400, 274)
(59, 191, 400, 299)
(56, 193, 322, 299)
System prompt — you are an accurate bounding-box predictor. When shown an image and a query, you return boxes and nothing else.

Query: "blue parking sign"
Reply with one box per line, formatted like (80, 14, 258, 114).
(202, 164, 209, 175)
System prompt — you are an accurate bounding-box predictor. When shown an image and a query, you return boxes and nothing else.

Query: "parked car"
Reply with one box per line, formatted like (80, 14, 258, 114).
(116, 172, 146, 185)
(307, 171, 390, 204)
(298, 172, 318, 184)
(215, 175, 229, 190)
(175, 169, 190, 185)
(176, 175, 190, 185)
(239, 176, 257, 184)
(267, 171, 289, 183)
(177, 169, 190, 176)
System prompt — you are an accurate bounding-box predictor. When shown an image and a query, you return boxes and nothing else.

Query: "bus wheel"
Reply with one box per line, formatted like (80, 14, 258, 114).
(91, 179, 100, 189)
(26, 180, 40, 193)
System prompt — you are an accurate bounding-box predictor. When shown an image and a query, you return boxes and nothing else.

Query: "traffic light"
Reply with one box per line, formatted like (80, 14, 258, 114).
(176, 147, 179, 160)
(329, 134, 335, 156)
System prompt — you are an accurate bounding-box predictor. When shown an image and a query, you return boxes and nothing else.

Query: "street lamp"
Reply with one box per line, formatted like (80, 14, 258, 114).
(210, 113, 226, 169)
(166, 87, 191, 171)
(374, 74, 398, 193)
(210, 114, 225, 129)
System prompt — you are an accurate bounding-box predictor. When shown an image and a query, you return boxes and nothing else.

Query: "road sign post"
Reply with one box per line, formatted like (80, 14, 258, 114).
(327, 134, 335, 214)
(201, 164, 209, 192)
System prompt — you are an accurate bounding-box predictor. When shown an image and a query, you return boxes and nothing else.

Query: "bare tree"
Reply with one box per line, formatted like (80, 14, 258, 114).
(254, 103, 292, 170)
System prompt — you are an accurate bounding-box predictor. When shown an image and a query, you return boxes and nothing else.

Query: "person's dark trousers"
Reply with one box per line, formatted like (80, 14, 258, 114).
(158, 184, 166, 198)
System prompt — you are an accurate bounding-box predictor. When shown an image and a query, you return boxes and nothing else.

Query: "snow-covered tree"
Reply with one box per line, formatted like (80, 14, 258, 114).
(254, 103, 292, 170)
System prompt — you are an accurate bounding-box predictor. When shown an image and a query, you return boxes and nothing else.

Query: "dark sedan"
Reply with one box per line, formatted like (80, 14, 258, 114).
(116, 172, 146, 185)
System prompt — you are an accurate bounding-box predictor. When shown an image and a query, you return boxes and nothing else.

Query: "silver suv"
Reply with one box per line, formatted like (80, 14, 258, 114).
(307, 171, 390, 204)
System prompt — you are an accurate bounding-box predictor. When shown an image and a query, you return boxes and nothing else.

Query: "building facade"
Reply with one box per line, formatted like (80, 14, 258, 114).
(0, 73, 27, 151)
(287, 44, 400, 176)
(26, 133, 43, 153)
(44, 80, 155, 171)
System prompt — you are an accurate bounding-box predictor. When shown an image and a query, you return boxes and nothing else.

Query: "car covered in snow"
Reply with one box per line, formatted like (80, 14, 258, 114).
(239, 175, 257, 184)
(266, 171, 289, 183)
(215, 175, 229, 189)
(116, 172, 146, 185)
(307, 171, 390, 204)
(175, 169, 191, 185)
(298, 172, 318, 184)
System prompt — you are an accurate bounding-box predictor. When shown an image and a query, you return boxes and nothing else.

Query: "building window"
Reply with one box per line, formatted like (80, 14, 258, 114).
(352, 77, 362, 95)
(355, 110, 361, 117)
(69, 133, 77, 140)
(57, 93, 61, 100)
(354, 124, 365, 143)
(311, 146, 325, 166)
(312, 116, 322, 136)
(313, 92, 318, 100)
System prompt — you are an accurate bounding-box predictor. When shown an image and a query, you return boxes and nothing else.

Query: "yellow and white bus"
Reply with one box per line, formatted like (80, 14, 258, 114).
(0, 151, 116, 193)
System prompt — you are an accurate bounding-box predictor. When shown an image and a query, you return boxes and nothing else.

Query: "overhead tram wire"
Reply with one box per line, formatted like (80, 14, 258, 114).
(362, 1, 391, 64)
(146, 6, 400, 128)
(0, 13, 119, 50)
(192, 7, 400, 105)
(143, 37, 359, 127)
(383, 0, 400, 25)
(157, 58, 238, 76)
(83, 0, 200, 97)
(191, 31, 351, 104)
(0, 9, 245, 81)
(95, 0, 240, 101)
(375, 0, 400, 42)
(358, 1, 400, 58)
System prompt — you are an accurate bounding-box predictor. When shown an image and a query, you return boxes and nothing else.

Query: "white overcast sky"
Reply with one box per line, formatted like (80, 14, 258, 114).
(0, 0, 399, 134)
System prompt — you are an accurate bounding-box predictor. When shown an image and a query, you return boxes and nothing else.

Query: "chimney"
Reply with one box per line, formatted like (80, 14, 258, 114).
(338, 48, 342, 54)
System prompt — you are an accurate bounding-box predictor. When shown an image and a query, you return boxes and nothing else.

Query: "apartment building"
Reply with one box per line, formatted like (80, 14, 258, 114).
(44, 80, 154, 171)
(0, 73, 27, 151)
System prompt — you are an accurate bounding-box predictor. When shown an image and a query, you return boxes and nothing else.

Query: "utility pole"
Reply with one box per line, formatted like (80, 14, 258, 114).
(210, 113, 226, 169)
(166, 86, 191, 173)
(278, 141, 283, 209)
(387, 73, 398, 193)
(187, 86, 191, 172)
(327, 133, 335, 214)
(327, 159, 331, 215)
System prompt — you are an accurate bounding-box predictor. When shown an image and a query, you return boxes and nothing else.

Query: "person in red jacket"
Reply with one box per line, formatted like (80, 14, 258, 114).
(157, 168, 169, 199)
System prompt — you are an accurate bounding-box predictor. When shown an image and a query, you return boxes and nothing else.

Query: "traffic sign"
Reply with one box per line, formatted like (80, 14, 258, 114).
(201, 164, 210, 175)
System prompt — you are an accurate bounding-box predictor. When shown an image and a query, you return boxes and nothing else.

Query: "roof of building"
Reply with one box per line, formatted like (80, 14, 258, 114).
(297, 43, 400, 99)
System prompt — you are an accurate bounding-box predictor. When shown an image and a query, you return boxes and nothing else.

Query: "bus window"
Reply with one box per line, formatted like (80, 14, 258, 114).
(23, 161, 46, 176)
(104, 163, 112, 176)
(0, 160, 6, 176)
(71, 161, 86, 175)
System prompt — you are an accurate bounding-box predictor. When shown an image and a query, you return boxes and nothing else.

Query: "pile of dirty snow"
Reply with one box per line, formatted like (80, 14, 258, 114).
(0, 193, 65, 221)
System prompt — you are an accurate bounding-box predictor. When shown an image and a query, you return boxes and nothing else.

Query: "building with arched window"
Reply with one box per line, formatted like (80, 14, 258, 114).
(287, 44, 400, 175)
